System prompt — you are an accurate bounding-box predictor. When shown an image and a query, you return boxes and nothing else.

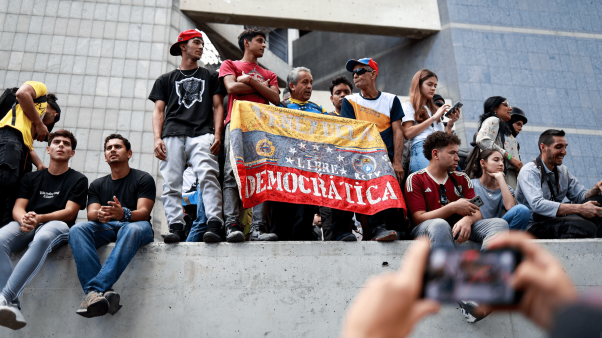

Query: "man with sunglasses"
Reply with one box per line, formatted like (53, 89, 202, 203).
(329, 58, 405, 241)
(404, 131, 508, 322)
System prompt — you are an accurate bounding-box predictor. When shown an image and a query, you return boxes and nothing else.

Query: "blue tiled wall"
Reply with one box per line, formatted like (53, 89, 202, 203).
(447, 0, 602, 34)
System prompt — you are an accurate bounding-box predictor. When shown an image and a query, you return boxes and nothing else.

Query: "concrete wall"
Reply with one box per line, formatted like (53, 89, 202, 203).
(3, 239, 602, 337)
(181, 0, 441, 39)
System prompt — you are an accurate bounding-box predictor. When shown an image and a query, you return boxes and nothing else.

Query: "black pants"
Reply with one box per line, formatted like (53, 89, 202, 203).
(0, 128, 27, 226)
(270, 202, 315, 241)
(330, 207, 405, 241)
(527, 195, 602, 239)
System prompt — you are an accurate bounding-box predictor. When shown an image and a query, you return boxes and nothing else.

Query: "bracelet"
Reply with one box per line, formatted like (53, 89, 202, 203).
(507, 153, 512, 160)
(121, 207, 132, 222)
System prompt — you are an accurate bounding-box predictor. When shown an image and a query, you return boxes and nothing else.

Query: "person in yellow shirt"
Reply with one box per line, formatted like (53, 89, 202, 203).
(0, 82, 60, 226)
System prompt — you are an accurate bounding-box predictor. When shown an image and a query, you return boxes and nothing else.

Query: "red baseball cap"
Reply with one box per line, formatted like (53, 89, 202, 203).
(170, 29, 204, 56)
(346, 58, 379, 75)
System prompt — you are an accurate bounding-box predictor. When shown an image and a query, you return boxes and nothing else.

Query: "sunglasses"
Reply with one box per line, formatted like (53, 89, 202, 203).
(352, 68, 373, 76)
(502, 101, 511, 107)
(439, 184, 449, 206)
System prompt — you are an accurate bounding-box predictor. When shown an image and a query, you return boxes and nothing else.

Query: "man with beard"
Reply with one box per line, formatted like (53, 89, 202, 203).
(149, 29, 225, 243)
(516, 129, 602, 238)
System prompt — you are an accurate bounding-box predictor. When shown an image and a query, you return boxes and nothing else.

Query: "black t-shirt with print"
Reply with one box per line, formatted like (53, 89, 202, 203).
(88, 168, 156, 222)
(148, 67, 222, 139)
(17, 168, 88, 226)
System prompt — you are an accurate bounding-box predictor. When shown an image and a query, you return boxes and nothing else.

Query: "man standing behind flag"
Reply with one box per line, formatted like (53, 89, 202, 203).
(219, 28, 280, 242)
(271, 67, 327, 240)
(149, 29, 225, 243)
(329, 58, 406, 241)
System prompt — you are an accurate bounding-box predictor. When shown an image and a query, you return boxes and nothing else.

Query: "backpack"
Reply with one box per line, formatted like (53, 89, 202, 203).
(0, 87, 48, 125)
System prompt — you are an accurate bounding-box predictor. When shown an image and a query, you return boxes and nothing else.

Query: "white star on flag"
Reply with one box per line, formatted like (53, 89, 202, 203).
(285, 157, 294, 164)
(326, 147, 333, 153)
(340, 168, 347, 175)
(289, 147, 297, 155)
(337, 154, 344, 161)
(298, 142, 306, 149)
(313, 144, 320, 150)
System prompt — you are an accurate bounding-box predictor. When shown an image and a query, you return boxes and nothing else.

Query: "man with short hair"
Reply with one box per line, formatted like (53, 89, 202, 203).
(516, 129, 602, 238)
(0, 82, 61, 225)
(328, 75, 353, 116)
(330, 58, 405, 242)
(69, 134, 156, 318)
(219, 28, 280, 242)
(270, 67, 326, 240)
(149, 29, 224, 243)
(0, 130, 86, 330)
(404, 131, 508, 322)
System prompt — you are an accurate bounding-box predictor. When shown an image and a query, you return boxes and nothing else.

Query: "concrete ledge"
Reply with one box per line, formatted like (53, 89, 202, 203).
(3, 240, 602, 337)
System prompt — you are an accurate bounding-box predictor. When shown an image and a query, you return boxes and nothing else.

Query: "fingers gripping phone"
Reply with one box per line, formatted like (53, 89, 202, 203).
(445, 102, 463, 117)
(422, 248, 523, 305)
(469, 195, 484, 208)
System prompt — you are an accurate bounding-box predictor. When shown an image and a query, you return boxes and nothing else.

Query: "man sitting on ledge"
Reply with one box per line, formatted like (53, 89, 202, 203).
(69, 134, 156, 318)
(0, 130, 87, 330)
(515, 129, 602, 238)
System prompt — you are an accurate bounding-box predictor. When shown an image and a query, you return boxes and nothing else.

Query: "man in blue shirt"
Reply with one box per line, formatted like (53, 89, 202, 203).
(271, 67, 326, 240)
(515, 129, 602, 238)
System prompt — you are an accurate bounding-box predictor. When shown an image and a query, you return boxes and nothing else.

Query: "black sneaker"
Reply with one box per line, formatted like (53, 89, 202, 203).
(225, 223, 245, 242)
(337, 233, 357, 241)
(164, 223, 186, 243)
(104, 291, 122, 315)
(458, 301, 490, 323)
(248, 225, 277, 241)
(203, 220, 222, 243)
(371, 227, 397, 242)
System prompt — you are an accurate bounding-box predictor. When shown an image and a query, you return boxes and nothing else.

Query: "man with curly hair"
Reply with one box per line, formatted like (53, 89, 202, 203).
(404, 131, 508, 323)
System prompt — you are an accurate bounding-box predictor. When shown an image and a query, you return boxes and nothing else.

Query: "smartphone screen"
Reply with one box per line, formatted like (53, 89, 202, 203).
(423, 248, 522, 305)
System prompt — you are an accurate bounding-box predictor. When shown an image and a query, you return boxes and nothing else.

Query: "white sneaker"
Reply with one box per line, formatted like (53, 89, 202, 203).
(0, 301, 27, 330)
(458, 301, 490, 323)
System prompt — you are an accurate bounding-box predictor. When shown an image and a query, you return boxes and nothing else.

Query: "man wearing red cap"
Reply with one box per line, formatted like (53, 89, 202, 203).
(218, 28, 281, 242)
(329, 58, 406, 242)
(149, 29, 225, 243)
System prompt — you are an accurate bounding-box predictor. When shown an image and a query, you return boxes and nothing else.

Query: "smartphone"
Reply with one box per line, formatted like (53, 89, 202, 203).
(423, 248, 523, 305)
(445, 102, 463, 117)
(469, 195, 484, 208)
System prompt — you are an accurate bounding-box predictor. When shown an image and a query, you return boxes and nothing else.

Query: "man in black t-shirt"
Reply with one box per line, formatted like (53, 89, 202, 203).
(0, 130, 86, 330)
(149, 29, 225, 243)
(69, 134, 156, 319)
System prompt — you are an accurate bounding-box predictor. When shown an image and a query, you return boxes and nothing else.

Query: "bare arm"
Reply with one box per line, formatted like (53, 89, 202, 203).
(391, 120, 405, 183)
(401, 104, 450, 140)
(16, 84, 48, 142)
(411, 198, 480, 225)
(12, 198, 28, 224)
(584, 180, 602, 199)
(35, 200, 81, 223)
(210, 93, 225, 155)
(29, 149, 46, 170)
(131, 198, 154, 222)
(223, 75, 257, 95)
(152, 100, 167, 161)
(87, 203, 101, 221)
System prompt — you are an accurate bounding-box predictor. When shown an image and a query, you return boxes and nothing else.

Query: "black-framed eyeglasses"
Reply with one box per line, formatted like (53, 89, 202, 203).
(439, 184, 449, 206)
(352, 68, 373, 76)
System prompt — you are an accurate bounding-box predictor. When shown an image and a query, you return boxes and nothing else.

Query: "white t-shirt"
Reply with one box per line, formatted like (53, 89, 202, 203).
(401, 101, 444, 146)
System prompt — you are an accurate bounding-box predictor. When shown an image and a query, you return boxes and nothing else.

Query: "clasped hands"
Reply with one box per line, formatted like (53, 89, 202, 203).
(97, 196, 124, 223)
(19, 212, 40, 233)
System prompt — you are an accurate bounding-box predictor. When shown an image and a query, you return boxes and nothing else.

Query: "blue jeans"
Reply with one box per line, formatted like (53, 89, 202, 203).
(502, 204, 530, 231)
(68, 220, 154, 294)
(411, 217, 509, 250)
(410, 141, 430, 174)
(186, 184, 207, 242)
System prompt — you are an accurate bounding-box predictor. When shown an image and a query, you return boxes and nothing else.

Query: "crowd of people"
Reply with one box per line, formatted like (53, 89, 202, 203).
(0, 27, 600, 332)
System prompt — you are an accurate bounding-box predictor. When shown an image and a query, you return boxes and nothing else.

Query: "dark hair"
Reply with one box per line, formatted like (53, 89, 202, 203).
(422, 131, 461, 160)
(48, 129, 77, 150)
(478, 96, 512, 137)
(104, 134, 131, 151)
(538, 129, 565, 153)
(46, 93, 60, 122)
(475, 149, 503, 178)
(329, 76, 353, 95)
(237, 28, 267, 52)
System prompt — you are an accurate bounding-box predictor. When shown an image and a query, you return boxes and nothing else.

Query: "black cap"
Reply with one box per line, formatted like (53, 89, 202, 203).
(510, 107, 528, 124)
(432, 94, 445, 107)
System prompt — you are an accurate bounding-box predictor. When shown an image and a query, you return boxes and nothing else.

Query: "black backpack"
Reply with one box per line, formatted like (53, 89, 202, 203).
(0, 87, 48, 125)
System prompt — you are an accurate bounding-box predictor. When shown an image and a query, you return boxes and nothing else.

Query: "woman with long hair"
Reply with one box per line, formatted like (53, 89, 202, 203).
(475, 96, 523, 189)
(471, 149, 530, 230)
(401, 69, 460, 173)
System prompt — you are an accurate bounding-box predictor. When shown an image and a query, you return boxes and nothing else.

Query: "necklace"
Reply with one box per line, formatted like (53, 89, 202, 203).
(178, 67, 200, 77)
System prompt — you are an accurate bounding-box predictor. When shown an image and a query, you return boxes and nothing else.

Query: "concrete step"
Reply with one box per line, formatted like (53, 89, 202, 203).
(3, 240, 602, 337)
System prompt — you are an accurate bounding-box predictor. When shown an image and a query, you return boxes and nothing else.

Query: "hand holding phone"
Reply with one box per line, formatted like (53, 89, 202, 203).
(469, 195, 484, 208)
(445, 102, 463, 118)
